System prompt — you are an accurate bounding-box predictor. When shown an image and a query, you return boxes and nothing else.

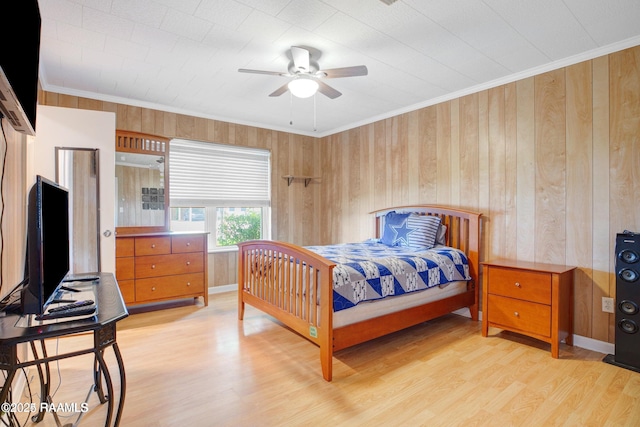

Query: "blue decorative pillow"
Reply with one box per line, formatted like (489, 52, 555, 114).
(406, 214, 442, 249)
(381, 212, 411, 246)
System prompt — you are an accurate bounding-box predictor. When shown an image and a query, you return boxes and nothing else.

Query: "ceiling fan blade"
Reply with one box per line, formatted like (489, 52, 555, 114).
(268, 83, 290, 97)
(238, 68, 288, 77)
(319, 65, 368, 78)
(317, 81, 342, 99)
(291, 46, 310, 73)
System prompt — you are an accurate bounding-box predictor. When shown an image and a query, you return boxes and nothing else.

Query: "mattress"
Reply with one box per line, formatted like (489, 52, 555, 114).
(333, 280, 468, 327)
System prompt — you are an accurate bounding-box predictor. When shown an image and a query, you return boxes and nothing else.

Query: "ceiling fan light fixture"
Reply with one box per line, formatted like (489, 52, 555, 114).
(288, 77, 319, 98)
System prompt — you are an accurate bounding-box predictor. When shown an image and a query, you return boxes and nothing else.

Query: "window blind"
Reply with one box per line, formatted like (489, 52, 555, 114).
(170, 139, 271, 207)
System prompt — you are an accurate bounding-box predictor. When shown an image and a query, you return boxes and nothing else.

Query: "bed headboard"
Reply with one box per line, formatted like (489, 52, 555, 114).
(371, 205, 482, 287)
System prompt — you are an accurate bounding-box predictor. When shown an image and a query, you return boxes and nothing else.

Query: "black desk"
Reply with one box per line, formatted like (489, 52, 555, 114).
(0, 273, 128, 426)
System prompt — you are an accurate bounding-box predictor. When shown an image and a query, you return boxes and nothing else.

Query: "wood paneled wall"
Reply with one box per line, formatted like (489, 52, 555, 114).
(42, 45, 640, 343)
(319, 45, 640, 344)
(0, 121, 28, 298)
(41, 94, 322, 288)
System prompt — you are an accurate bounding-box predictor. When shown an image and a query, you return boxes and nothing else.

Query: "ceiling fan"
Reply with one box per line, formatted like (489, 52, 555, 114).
(238, 46, 368, 99)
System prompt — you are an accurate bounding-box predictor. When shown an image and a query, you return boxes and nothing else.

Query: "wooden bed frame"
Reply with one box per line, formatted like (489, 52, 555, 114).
(237, 205, 482, 381)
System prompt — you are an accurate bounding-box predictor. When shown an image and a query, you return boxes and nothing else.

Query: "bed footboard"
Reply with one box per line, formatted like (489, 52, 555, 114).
(237, 240, 336, 380)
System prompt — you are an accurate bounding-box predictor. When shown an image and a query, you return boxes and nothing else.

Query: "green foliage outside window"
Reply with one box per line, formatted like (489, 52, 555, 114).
(217, 211, 261, 246)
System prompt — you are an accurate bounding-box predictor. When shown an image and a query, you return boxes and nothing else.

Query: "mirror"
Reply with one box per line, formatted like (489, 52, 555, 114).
(115, 152, 165, 227)
(56, 147, 100, 272)
(115, 131, 170, 233)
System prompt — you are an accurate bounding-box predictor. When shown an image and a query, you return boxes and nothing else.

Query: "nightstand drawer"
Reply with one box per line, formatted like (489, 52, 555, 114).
(488, 267, 551, 304)
(488, 295, 551, 337)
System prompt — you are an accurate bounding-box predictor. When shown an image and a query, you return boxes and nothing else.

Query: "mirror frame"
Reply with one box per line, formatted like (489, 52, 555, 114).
(115, 130, 170, 235)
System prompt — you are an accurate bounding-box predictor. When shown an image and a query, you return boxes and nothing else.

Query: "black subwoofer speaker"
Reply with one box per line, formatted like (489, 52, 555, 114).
(604, 231, 640, 372)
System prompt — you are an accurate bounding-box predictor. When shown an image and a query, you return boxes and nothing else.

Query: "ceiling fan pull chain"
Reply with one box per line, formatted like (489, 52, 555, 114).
(289, 92, 293, 126)
(313, 93, 317, 132)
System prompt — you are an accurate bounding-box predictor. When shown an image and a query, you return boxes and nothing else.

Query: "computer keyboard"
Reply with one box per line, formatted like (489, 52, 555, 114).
(35, 305, 96, 321)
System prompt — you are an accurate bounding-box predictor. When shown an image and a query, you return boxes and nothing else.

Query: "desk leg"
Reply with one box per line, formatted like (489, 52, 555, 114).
(92, 344, 126, 427)
(95, 348, 115, 427)
(112, 343, 126, 427)
(29, 340, 52, 424)
(0, 369, 17, 423)
(94, 352, 108, 404)
(93, 323, 126, 426)
(0, 344, 17, 408)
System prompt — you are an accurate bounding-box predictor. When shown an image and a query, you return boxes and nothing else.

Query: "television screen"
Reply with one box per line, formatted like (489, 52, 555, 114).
(21, 176, 70, 315)
(0, 0, 41, 135)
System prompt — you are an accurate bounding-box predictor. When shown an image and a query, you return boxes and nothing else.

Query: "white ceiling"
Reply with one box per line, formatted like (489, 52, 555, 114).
(38, 0, 640, 137)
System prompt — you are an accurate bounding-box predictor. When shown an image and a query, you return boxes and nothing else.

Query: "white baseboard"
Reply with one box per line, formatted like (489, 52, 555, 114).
(573, 335, 615, 355)
(209, 284, 236, 294)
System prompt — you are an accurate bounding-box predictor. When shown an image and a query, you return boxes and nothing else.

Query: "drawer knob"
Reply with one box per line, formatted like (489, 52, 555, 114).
(515, 282, 521, 287)
(152, 287, 156, 291)
(187, 242, 191, 246)
(186, 261, 191, 266)
(151, 244, 156, 248)
(514, 311, 519, 317)
(151, 264, 156, 269)
(187, 282, 191, 286)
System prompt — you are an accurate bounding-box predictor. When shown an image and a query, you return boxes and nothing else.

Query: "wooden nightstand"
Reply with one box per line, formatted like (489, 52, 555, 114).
(481, 259, 575, 358)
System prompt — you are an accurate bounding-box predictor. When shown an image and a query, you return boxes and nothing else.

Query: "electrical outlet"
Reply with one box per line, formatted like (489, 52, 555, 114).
(602, 297, 615, 313)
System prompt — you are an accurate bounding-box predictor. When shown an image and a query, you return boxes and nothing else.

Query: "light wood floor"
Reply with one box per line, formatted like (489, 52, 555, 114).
(15, 291, 640, 427)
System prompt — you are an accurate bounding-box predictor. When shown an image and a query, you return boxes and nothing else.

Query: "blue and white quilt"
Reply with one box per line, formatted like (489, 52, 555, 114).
(305, 241, 471, 312)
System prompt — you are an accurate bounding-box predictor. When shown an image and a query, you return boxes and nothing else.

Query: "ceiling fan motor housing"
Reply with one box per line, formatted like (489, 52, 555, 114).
(238, 46, 368, 99)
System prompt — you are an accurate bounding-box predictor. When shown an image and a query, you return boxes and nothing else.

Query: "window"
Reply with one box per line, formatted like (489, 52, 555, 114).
(169, 139, 271, 249)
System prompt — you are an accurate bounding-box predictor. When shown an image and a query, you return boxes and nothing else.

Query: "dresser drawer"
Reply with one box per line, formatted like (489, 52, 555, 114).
(135, 253, 204, 278)
(488, 267, 551, 304)
(135, 273, 205, 301)
(488, 294, 551, 338)
(118, 279, 136, 304)
(116, 237, 135, 257)
(135, 236, 171, 256)
(115, 256, 134, 280)
(172, 234, 205, 253)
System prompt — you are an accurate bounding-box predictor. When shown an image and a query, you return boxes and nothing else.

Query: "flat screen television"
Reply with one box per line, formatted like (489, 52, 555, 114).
(21, 176, 71, 315)
(0, 0, 41, 136)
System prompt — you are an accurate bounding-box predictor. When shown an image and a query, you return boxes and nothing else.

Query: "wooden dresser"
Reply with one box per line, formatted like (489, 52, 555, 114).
(115, 232, 208, 307)
(481, 259, 575, 358)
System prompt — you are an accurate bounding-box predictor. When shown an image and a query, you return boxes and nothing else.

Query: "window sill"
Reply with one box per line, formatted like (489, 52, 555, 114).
(207, 246, 239, 255)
